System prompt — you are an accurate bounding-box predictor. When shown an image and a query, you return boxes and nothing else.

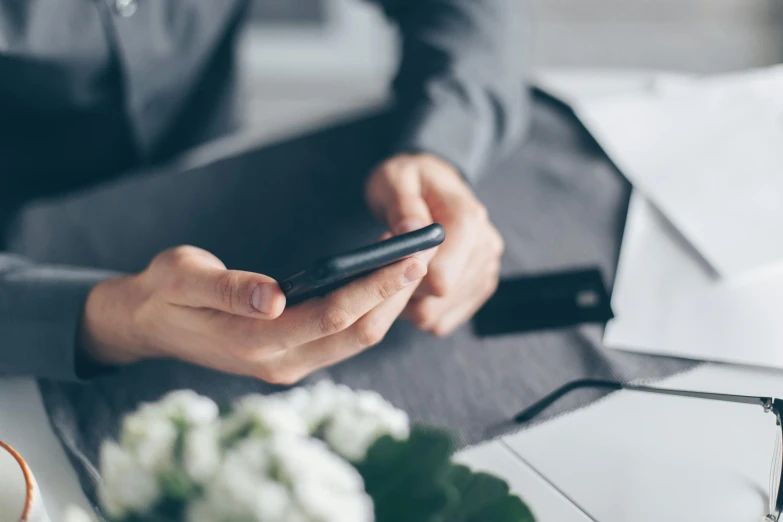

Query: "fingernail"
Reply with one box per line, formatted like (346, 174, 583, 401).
(402, 263, 427, 285)
(394, 219, 426, 235)
(251, 283, 275, 314)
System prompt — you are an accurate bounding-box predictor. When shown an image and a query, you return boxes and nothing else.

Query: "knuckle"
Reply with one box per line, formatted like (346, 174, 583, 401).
(400, 161, 419, 176)
(373, 277, 399, 301)
(471, 201, 489, 221)
(226, 343, 249, 361)
(427, 271, 451, 297)
(356, 320, 387, 348)
(164, 245, 198, 268)
(319, 304, 353, 335)
(215, 272, 241, 310)
(410, 303, 434, 330)
(492, 258, 503, 276)
(273, 334, 296, 353)
(432, 323, 451, 338)
(487, 274, 500, 294)
(256, 365, 301, 386)
(165, 273, 187, 295)
(232, 341, 277, 364)
(492, 269, 501, 283)
(493, 231, 505, 257)
(376, 157, 410, 180)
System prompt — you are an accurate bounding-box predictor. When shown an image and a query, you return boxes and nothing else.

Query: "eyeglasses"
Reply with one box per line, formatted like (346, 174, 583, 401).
(512, 379, 783, 522)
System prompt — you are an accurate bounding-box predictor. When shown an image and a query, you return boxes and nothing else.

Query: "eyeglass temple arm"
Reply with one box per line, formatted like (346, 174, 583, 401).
(776, 419, 783, 516)
(513, 379, 622, 423)
(513, 379, 776, 424)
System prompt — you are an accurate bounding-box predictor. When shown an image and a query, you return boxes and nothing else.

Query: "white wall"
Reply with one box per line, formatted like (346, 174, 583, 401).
(528, 0, 783, 72)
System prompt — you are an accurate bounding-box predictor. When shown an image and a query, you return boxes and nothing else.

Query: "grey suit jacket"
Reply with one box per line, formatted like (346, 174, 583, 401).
(0, 0, 528, 380)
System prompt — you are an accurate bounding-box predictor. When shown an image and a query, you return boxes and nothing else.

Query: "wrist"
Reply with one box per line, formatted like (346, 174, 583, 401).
(78, 275, 149, 367)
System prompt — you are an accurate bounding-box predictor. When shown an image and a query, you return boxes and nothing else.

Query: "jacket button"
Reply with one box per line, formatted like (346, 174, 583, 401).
(114, 0, 138, 17)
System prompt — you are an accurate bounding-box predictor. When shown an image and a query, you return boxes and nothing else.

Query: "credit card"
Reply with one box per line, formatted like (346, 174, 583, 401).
(473, 267, 613, 337)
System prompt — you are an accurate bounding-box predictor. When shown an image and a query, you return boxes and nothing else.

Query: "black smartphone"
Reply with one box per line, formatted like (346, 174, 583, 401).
(279, 223, 445, 305)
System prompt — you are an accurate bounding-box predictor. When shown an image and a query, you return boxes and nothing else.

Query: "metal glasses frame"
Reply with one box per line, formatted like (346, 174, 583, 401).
(512, 379, 783, 521)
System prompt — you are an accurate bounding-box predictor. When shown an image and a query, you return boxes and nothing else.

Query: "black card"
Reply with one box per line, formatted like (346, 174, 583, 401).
(473, 267, 613, 337)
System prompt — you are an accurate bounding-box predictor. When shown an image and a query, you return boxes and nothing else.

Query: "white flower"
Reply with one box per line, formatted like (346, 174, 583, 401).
(280, 386, 311, 415)
(282, 508, 310, 522)
(270, 436, 372, 522)
(118, 391, 220, 476)
(121, 413, 178, 472)
(223, 395, 308, 440)
(259, 381, 409, 461)
(294, 381, 353, 429)
(190, 435, 372, 522)
(315, 386, 410, 462)
(270, 436, 363, 493)
(99, 441, 160, 518)
(62, 506, 97, 522)
(158, 390, 220, 426)
(233, 438, 274, 470)
(184, 424, 222, 483)
(193, 460, 291, 521)
(223, 383, 408, 463)
(293, 480, 374, 522)
(189, 439, 292, 522)
(185, 499, 218, 522)
(97, 385, 402, 521)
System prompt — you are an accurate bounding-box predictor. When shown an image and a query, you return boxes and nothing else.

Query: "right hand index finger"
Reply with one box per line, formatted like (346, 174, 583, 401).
(276, 256, 427, 347)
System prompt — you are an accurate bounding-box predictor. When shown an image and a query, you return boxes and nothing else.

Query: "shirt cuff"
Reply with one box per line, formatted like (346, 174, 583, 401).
(0, 263, 118, 381)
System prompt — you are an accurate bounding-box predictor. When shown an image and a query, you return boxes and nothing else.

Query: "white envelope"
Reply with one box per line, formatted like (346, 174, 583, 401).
(575, 66, 783, 277)
(535, 68, 783, 367)
(604, 193, 783, 368)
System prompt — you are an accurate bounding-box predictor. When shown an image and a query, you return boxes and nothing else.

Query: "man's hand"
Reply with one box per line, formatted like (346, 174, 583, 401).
(80, 245, 426, 384)
(366, 153, 503, 337)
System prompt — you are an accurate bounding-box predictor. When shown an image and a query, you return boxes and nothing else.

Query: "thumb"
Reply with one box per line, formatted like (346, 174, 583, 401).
(170, 257, 286, 319)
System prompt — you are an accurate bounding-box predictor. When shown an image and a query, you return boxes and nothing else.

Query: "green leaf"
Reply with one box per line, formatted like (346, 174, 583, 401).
(447, 465, 473, 493)
(360, 428, 454, 496)
(121, 508, 182, 522)
(449, 470, 509, 521)
(444, 465, 535, 522)
(356, 426, 535, 522)
(380, 487, 456, 522)
(357, 428, 459, 522)
(466, 496, 535, 522)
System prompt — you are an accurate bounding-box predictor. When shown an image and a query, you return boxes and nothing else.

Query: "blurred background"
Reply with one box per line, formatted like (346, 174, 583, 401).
(238, 0, 783, 142)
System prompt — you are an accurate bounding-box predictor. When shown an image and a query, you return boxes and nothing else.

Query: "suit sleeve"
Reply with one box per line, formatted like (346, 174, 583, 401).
(373, 0, 530, 183)
(0, 254, 117, 381)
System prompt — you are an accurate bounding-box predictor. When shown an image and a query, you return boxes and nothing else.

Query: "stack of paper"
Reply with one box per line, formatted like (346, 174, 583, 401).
(545, 67, 783, 368)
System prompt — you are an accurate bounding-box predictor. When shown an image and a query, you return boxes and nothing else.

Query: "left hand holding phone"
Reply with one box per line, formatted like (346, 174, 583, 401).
(78, 245, 426, 384)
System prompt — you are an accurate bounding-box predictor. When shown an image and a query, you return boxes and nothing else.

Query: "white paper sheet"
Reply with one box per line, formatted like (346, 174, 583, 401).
(604, 192, 783, 368)
(576, 66, 783, 277)
(534, 69, 694, 105)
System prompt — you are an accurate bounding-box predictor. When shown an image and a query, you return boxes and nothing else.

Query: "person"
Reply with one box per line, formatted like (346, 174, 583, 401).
(0, 0, 527, 383)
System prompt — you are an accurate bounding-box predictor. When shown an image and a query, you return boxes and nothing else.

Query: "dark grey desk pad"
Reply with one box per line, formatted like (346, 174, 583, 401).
(7, 94, 695, 505)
